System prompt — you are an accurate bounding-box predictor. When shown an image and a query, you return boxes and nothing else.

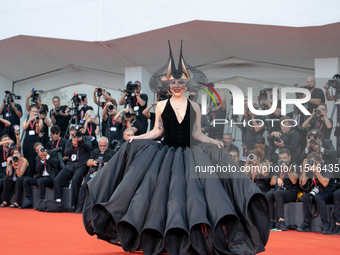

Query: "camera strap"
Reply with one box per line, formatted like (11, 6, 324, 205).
(317, 120, 324, 130)
(87, 125, 92, 136)
(52, 137, 61, 148)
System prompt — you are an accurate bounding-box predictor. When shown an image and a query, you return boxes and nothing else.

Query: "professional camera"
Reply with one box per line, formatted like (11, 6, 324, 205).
(306, 158, 316, 166)
(108, 104, 115, 111)
(39, 105, 48, 115)
(4, 90, 21, 104)
(125, 111, 135, 119)
(310, 139, 318, 146)
(248, 153, 256, 162)
(72, 127, 82, 139)
(327, 74, 340, 99)
(8, 143, 16, 150)
(259, 88, 272, 100)
(125, 81, 138, 94)
(71, 93, 82, 107)
(97, 88, 105, 97)
(35, 114, 40, 120)
(89, 156, 104, 174)
(12, 156, 19, 163)
(30, 89, 44, 105)
(293, 84, 309, 98)
(278, 160, 289, 166)
(38, 147, 45, 153)
(274, 137, 282, 143)
(309, 186, 320, 196)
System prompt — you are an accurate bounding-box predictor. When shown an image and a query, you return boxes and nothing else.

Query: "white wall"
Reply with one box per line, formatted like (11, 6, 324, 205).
(0, 75, 13, 92)
(1, 0, 340, 41)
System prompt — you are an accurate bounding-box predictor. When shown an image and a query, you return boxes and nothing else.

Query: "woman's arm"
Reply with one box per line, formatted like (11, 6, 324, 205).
(16, 158, 29, 177)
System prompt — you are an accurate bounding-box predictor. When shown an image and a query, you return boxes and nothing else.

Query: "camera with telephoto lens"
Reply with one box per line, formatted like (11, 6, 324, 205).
(248, 153, 256, 162)
(12, 156, 19, 163)
(4, 90, 21, 104)
(30, 89, 44, 105)
(90, 156, 104, 174)
(108, 104, 115, 111)
(38, 147, 45, 153)
(72, 127, 82, 139)
(306, 158, 316, 166)
(125, 81, 138, 94)
(97, 88, 105, 97)
(35, 114, 40, 120)
(309, 186, 320, 196)
(39, 106, 47, 115)
(310, 139, 318, 146)
(259, 88, 272, 100)
(328, 74, 340, 99)
(8, 143, 16, 150)
(125, 112, 134, 118)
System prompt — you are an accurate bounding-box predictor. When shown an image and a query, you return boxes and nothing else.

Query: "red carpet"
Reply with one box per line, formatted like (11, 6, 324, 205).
(1, 207, 339, 255)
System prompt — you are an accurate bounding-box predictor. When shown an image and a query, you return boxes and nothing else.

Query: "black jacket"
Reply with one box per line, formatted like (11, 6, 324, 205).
(300, 139, 337, 165)
(64, 135, 92, 172)
(35, 149, 60, 179)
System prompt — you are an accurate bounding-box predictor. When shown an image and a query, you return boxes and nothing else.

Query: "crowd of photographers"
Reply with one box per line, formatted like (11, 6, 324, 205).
(0, 77, 340, 234)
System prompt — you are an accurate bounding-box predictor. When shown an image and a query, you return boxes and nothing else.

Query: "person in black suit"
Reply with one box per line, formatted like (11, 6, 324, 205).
(20, 142, 60, 208)
(75, 136, 115, 213)
(53, 126, 92, 211)
(300, 129, 337, 165)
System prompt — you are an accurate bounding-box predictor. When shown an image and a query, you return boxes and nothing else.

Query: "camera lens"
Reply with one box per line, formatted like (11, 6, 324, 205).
(248, 154, 256, 161)
(75, 131, 82, 139)
(310, 139, 318, 146)
(125, 112, 131, 118)
(274, 137, 281, 143)
(108, 105, 114, 111)
(38, 147, 45, 153)
(12, 156, 19, 163)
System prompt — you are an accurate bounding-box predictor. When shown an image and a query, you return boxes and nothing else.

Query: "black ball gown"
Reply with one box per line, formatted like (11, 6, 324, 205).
(83, 99, 270, 255)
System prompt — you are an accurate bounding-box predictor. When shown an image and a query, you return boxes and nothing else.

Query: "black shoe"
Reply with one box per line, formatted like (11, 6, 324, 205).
(297, 220, 311, 232)
(332, 224, 340, 235)
(279, 220, 288, 231)
(270, 220, 276, 229)
(322, 222, 331, 235)
(75, 206, 83, 214)
(19, 202, 33, 209)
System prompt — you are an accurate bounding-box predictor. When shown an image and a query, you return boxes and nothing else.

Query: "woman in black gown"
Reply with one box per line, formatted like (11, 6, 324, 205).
(83, 42, 270, 255)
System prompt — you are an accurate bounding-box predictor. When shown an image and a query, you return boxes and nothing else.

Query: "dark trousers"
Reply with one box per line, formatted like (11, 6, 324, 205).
(23, 176, 53, 199)
(54, 166, 88, 207)
(334, 189, 340, 223)
(77, 175, 92, 209)
(2, 176, 28, 205)
(301, 192, 333, 223)
(266, 190, 297, 220)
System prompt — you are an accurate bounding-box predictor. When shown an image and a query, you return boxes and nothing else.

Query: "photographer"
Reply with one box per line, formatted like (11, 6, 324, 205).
(22, 105, 43, 177)
(81, 110, 100, 150)
(102, 102, 122, 148)
(304, 77, 325, 113)
(79, 94, 93, 120)
(237, 97, 265, 157)
(229, 148, 243, 167)
(333, 189, 340, 234)
(266, 148, 299, 231)
(0, 148, 29, 208)
(53, 126, 92, 211)
(243, 148, 271, 193)
(297, 152, 335, 234)
(115, 108, 141, 135)
(75, 137, 114, 213)
(46, 125, 67, 155)
(254, 135, 277, 164)
(50, 96, 71, 138)
(324, 80, 338, 102)
(39, 107, 52, 147)
(118, 81, 148, 134)
(269, 116, 301, 164)
(25, 90, 47, 111)
(223, 133, 238, 152)
(0, 91, 23, 143)
(0, 135, 15, 196)
(301, 103, 333, 139)
(300, 129, 337, 165)
(258, 88, 281, 132)
(20, 142, 60, 209)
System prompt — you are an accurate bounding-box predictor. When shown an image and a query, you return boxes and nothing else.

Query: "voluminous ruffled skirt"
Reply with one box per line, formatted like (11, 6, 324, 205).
(83, 140, 270, 255)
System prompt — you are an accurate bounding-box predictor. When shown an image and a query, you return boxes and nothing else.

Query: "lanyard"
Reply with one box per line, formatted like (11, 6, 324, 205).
(318, 120, 324, 130)
(73, 145, 78, 154)
(87, 124, 92, 136)
(133, 95, 140, 106)
(29, 120, 36, 130)
(111, 117, 116, 127)
(3, 149, 8, 161)
(52, 137, 61, 148)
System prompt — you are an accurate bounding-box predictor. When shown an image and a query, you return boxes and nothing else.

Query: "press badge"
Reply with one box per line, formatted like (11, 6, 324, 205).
(133, 106, 139, 112)
(71, 154, 77, 161)
(29, 130, 35, 135)
(1, 162, 6, 167)
(5, 113, 10, 117)
(110, 127, 117, 132)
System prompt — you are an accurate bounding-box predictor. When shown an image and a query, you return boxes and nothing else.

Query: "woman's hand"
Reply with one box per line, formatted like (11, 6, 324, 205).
(210, 138, 224, 148)
(128, 136, 139, 143)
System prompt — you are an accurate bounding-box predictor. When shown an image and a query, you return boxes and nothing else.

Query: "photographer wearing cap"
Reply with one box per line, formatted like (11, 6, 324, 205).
(53, 126, 92, 211)
(300, 129, 337, 165)
(266, 148, 299, 230)
(118, 81, 148, 134)
(20, 142, 60, 209)
(269, 116, 302, 164)
(75, 136, 114, 213)
(243, 148, 270, 193)
(1, 148, 29, 208)
(304, 77, 325, 114)
(0, 91, 23, 143)
(297, 152, 335, 234)
(301, 103, 332, 139)
(50, 96, 71, 138)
